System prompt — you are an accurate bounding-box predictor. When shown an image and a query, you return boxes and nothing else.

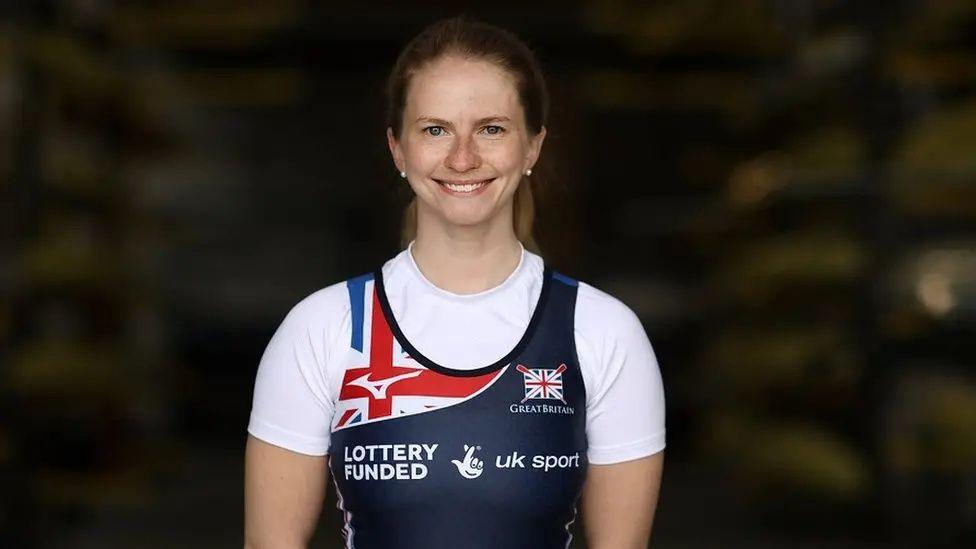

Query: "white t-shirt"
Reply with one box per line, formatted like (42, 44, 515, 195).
(247, 241, 666, 464)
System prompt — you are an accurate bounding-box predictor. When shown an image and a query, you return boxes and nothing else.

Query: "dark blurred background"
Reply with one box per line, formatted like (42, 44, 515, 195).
(3, 1, 976, 548)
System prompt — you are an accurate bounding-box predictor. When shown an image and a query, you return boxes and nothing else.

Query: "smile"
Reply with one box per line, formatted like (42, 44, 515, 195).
(434, 178, 495, 195)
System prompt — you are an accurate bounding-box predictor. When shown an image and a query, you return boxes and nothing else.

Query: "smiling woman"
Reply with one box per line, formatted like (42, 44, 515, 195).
(387, 53, 545, 237)
(385, 18, 549, 255)
(245, 15, 665, 549)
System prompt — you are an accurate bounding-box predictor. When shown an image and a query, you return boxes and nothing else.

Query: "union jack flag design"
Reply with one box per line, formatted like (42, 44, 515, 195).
(516, 363, 568, 404)
(333, 276, 505, 431)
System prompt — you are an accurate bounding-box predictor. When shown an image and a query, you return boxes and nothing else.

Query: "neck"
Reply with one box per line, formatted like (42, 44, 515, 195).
(410, 211, 524, 295)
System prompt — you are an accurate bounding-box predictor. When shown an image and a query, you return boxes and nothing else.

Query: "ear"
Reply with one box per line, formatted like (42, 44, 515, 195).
(525, 126, 547, 173)
(387, 127, 405, 173)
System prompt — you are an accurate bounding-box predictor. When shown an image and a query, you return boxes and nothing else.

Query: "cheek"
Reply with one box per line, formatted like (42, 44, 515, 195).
(482, 141, 527, 171)
(406, 142, 449, 171)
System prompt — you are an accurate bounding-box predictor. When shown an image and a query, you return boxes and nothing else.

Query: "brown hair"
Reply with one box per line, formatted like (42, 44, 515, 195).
(387, 16, 548, 252)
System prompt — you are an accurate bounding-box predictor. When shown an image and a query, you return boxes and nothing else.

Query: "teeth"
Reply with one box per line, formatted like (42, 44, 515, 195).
(442, 179, 490, 193)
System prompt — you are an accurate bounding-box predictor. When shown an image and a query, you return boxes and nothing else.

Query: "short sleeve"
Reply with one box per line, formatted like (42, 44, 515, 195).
(247, 295, 335, 456)
(577, 284, 666, 465)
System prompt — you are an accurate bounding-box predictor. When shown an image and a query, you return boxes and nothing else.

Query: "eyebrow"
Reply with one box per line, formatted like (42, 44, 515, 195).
(415, 116, 511, 127)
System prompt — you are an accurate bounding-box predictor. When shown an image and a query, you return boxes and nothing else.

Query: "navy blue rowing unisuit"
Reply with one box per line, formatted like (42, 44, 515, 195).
(327, 265, 587, 548)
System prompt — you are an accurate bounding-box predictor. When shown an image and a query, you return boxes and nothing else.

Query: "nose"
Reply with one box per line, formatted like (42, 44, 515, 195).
(445, 134, 481, 172)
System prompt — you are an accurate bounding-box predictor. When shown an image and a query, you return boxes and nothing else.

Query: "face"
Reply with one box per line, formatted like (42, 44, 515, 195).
(387, 55, 546, 232)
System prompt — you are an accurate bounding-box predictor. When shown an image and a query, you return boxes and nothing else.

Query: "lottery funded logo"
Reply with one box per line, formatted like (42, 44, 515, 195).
(342, 443, 438, 480)
(451, 444, 485, 479)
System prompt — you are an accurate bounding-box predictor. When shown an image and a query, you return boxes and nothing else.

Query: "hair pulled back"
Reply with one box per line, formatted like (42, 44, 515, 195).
(386, 15, 548, 252)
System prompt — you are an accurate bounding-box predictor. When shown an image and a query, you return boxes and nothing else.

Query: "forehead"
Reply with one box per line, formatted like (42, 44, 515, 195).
(406, 55, 522, 118)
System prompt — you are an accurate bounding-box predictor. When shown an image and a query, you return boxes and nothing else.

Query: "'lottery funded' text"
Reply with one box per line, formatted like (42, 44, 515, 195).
(343, 443, 439, 480)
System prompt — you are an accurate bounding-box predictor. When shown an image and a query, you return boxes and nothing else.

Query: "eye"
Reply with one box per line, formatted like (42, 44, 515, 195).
(423, 126, 446, 137)
(481, 125, 505, 136)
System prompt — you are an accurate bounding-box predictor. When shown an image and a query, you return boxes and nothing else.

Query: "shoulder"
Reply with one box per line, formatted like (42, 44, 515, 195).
(276, 273, 370, 333)
(571, 277, 646, 342)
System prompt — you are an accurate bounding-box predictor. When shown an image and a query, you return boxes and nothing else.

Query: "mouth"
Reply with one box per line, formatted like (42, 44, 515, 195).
(433, 177, 496, 196)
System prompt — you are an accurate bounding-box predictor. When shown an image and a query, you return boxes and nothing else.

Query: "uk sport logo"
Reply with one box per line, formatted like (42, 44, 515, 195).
(516, 363, 567, 404)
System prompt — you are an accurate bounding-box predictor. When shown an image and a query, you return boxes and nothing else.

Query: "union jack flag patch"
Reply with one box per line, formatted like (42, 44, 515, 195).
(516, 363, 568, 404)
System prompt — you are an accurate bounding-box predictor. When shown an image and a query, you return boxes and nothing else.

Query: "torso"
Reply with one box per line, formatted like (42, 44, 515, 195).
(327, 264, 587, 548)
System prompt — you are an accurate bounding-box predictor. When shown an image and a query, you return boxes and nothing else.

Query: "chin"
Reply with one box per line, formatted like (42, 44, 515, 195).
(440, 211, 495, 228)
(437, 203, 505, 228)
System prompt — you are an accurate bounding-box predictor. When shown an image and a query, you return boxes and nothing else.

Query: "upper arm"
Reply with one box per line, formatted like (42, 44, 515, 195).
(247, 292, 337, 457)
(245, 286, 346, 547)
(245, 435, 329, 549)
(580, 451, 665, 549)
(575, 283, 667, 546)
(577, 283, 666, 464)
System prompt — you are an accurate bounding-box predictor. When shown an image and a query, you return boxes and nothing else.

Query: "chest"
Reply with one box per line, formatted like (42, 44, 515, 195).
(328, 337, 587, 507)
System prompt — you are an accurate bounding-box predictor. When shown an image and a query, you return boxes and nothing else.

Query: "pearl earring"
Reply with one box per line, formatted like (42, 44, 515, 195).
(400, 171, 406, 178)
(524, 168, 532, 176)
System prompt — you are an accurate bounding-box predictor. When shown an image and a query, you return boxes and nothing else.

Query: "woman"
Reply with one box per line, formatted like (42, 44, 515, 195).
(245, 16, 665, 549)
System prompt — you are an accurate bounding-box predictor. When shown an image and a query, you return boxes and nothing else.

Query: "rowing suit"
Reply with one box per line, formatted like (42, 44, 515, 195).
(247, 241, 666, 548)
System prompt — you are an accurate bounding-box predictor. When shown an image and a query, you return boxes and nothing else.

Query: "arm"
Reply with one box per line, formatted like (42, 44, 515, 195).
(581, 451, 665, 549)
(244, 289, 342, 547)
(244, 435, 329, 549)
(575, 285, 667, 548)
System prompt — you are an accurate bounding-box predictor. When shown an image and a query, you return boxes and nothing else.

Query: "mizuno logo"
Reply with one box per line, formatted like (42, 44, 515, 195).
(347, 370, 423, 399)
